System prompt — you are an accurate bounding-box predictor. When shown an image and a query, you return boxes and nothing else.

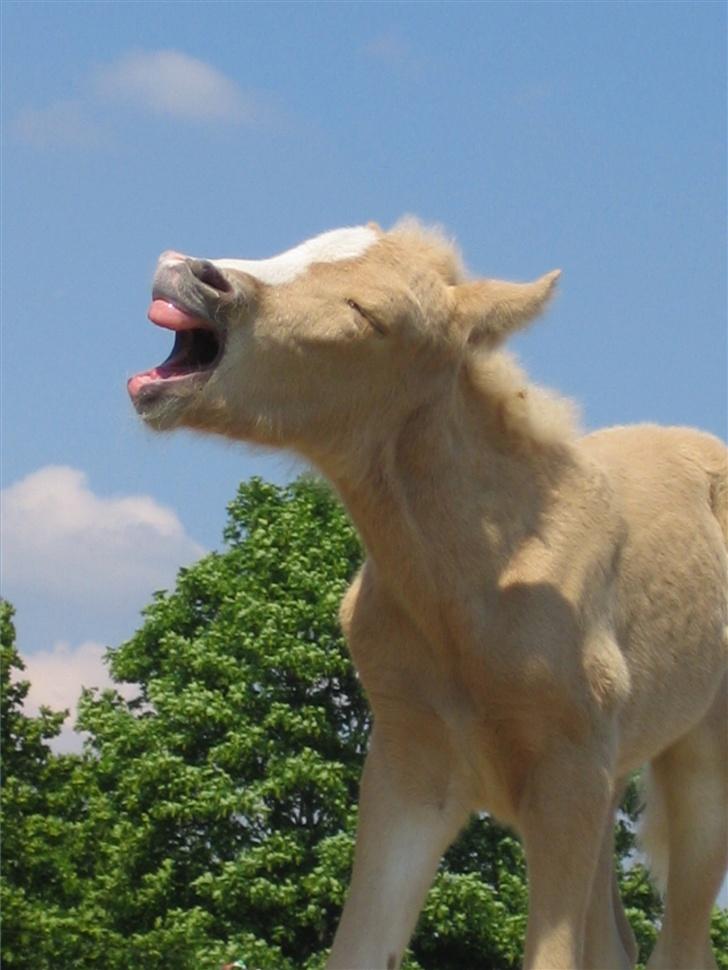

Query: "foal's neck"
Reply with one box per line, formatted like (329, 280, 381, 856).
(323, 377, 574, 613)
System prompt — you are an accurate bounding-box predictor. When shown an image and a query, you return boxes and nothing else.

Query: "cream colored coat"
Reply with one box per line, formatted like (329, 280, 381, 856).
(130, 220, 727, 970)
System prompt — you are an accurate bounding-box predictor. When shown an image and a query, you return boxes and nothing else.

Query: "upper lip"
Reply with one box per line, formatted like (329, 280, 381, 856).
(148, 294, 218, 332)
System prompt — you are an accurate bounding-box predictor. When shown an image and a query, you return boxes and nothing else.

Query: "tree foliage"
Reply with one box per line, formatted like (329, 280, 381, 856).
(1, 479, 726, 969)
(1, 601, 92, 965)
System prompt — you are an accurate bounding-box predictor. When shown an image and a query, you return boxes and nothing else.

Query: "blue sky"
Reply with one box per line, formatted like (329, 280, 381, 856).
(1, 0, 726, 746)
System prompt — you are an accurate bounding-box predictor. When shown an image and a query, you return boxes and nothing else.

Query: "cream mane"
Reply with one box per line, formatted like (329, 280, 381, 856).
(389, 218, 579, 448)
(467, 349, 581, 449)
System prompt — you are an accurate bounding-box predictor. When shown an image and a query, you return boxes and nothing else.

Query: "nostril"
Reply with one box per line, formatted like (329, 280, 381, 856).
(188, 259, 231, 294)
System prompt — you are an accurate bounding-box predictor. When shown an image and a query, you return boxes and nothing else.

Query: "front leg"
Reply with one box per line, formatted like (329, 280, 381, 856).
(519, 738, 615, 970)
(583, 778, 637, 969)
(327, 726, 468, 970)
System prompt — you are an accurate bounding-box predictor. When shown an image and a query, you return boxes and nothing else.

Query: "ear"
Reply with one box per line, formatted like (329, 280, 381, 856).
(451, 270, 561, 348)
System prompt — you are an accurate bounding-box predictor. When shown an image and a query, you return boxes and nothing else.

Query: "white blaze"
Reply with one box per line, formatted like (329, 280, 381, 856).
(212, 225, 378, 285)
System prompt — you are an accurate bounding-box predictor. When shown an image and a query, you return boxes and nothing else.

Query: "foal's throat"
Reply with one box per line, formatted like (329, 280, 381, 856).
(333, 435, 550, 622)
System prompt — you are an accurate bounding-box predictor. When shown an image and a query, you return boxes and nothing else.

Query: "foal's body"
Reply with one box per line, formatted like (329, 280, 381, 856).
(129, 220, 727, 968)
(333, 420, 726, 970)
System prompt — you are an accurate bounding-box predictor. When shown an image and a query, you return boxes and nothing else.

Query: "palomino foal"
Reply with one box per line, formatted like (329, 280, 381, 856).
(129, 220, 727, 969)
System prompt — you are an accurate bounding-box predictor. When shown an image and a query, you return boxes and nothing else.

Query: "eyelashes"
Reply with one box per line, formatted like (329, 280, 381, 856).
(346, 298, 388, 337)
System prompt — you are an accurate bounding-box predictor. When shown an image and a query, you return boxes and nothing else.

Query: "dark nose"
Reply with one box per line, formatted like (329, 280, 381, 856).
(187, 259, 231, 294)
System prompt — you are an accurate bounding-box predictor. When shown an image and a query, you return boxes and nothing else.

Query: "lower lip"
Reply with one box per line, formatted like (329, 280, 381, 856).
(127, 362, 198, 399)
(127, 369, 165, 398)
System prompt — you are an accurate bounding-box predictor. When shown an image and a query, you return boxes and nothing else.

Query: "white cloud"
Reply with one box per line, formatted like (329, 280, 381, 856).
(1, 465, 206, 606)
(94, 49, 254, 123)
(11, 99, 109, 149)
(12, 49, 260, 149)
(2, 467, 201, 753)
(18, 639, 135, 754)
(22, 640, 107, 716)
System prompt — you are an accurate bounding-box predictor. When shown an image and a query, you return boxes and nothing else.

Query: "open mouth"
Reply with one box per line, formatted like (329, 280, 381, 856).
(128, 300, 224, 401)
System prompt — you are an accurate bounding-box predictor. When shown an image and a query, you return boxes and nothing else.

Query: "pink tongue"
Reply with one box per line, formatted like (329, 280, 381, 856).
(148, 300, 207, 331)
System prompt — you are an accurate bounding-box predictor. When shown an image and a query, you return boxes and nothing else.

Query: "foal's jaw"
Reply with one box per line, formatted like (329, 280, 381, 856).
(128, 249, 254, 430)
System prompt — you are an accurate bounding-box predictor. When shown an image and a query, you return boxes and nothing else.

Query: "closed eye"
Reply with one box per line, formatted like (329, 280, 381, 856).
(346, 298, 388, 337)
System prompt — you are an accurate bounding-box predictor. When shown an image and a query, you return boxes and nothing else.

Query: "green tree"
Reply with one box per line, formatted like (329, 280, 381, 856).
(0, 601, 94, 966)
(74, 476, 370, 969)
(1, 480, 725, 969)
